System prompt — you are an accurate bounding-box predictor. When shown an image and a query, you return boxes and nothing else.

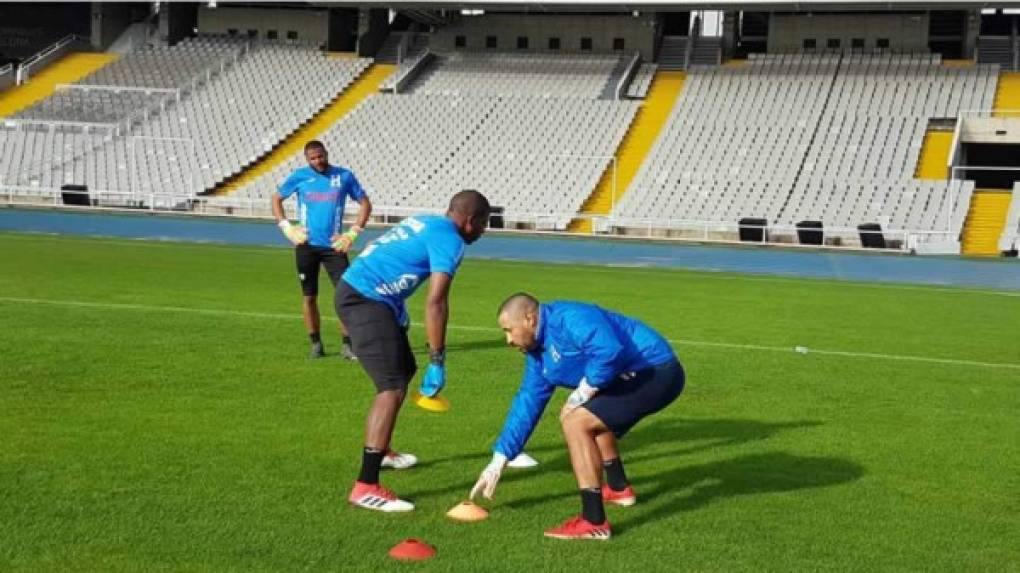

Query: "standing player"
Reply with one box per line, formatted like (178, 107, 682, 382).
(272, 140, 371, 360)
(338, 190, 491, 512)
(470, 293, 686, 540)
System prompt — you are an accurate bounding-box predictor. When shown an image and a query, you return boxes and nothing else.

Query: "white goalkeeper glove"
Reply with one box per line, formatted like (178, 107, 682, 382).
(277, 220, 307, 245)
(470, 452, 508, 500)
(560, 379, 597, 421)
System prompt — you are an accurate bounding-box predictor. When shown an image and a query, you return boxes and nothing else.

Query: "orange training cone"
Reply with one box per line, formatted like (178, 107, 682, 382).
(389, 538, 436, 561)
(446, 500, 489, 522)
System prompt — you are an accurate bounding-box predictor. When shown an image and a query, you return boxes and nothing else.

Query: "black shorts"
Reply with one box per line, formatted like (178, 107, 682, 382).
(584, 359, 685, 438)
(295, 244, 349, 296)
(335, 280, 417, 392)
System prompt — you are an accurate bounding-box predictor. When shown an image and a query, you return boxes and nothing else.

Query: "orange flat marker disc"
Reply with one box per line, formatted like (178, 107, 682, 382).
(389, 538, 436, 561)
(446, 500, 489, 522)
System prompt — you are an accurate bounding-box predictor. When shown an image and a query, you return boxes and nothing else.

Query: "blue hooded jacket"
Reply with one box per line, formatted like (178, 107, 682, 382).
(493, 301, 676, 459)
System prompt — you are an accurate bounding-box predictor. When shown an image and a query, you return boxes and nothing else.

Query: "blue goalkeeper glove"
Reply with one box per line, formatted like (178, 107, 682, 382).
(420, 348, 446, 398)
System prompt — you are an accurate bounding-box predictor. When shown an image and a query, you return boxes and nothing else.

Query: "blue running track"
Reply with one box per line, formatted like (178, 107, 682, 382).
(2, 207, 1018, 291)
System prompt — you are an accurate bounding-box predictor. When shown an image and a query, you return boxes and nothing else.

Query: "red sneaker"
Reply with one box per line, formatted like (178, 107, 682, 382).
(543, 516, 612, 540)
(348, 481, 414, 512)
(602, 484, 637, 507)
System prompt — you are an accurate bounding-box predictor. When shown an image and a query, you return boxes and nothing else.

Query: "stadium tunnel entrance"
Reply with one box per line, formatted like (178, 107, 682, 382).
(956, 118, 1020, 188)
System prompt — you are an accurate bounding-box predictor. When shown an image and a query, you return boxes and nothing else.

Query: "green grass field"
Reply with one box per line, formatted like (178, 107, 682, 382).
(1, 231, 1018, 572)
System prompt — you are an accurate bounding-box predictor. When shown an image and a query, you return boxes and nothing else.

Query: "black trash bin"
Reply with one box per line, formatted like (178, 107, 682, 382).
(489, 205, 505, 230)
(796, 220, 824, 245)
(857, 223, 886, 249)
(60, 184, 91, 206)
(738, 217, 768, 243)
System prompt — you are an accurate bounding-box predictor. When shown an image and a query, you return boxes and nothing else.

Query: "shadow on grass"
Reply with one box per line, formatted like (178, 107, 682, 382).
(615, 451, 864, 533)
(407, 417, 862, 515)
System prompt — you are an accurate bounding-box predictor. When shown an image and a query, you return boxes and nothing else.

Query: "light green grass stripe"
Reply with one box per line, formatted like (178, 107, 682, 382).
(3, 295, 1018, 372)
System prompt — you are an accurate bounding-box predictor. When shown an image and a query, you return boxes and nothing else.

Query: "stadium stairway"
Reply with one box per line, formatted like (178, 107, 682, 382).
(568, 71, 686, 233)
(993, 72, 1020, 118)
(0, 52, 117, 117)
(961, 189, 1011, 255)
(914, 129, 954, 180)
(214, 62, 396, 196)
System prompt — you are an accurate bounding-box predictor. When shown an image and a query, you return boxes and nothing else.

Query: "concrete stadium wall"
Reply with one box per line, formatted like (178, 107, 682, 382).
(0, 2, 91, 60)
(432, 14, 658, 59)
(197, 6, 328, 46)
(769, 13, 929, 52)
(0, 65, 14, 90)
(961, 118, 1020, 144)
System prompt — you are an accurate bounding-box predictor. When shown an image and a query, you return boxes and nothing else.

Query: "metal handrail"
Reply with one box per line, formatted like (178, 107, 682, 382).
(17, 34, 84, 84)
(614, 51, 642, 100)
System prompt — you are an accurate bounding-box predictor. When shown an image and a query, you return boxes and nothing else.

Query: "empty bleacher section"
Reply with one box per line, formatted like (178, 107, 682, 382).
(211, 51, 637, 229)
(613, 54, 836, 232)
(215, 63, 395, 196)
(570, 71, 686, 233)
(410, 52, 621, 99)
(612, 53, 999, 246)
(0, 37, 370, 204)
(786, 53, 995, 235)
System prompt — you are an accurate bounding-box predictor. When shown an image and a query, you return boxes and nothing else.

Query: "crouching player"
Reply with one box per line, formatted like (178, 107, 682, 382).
(471, 293, 685, 540)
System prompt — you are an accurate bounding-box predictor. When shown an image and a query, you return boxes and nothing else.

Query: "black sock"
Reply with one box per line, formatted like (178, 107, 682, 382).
(309, 332, 322, 344)
(580, 488, 606, 525)
(358, 447, 384, 484)
(603, 458, 629, 491)
(342, 335, 352, 345)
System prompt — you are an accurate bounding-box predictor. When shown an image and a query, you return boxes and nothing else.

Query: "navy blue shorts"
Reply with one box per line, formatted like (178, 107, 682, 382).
(335, 281, 417, 392)
(583, 359, 685, 438)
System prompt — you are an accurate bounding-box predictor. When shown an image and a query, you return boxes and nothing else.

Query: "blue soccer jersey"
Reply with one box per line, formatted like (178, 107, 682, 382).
(342, 215, 466, 326)
(492, 302, 677, 460)
(278, 165, 365, 248)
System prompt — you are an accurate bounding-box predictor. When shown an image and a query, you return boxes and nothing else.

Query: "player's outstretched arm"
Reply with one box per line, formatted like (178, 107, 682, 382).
(420, 272, 452, 397)
(470, 366, 554, 500)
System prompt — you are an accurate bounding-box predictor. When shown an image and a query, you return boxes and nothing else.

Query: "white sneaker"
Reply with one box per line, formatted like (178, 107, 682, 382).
(381, 450, 418, 470)
(507, 452, 539, 468)
(348, 481, 414, 512)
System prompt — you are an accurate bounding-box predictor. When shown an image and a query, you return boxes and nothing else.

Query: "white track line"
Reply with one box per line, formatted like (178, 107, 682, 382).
(2, 296, 1018, 372)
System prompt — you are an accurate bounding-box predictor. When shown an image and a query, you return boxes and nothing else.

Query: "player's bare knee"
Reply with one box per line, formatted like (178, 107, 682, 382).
(374, 387, 405, 407)
(561, 412, 593, 435)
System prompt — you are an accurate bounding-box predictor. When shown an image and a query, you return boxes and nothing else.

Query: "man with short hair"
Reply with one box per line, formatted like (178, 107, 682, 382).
(471, 293, 686, 540)
(338, 189, 491, 512)
(272, 140, 371, 360)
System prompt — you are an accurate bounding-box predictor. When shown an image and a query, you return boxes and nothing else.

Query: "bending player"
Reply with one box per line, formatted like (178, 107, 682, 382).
(471, 293, 686, 539)
(338, 190, 491, 512)
(272, 140, 371, 360)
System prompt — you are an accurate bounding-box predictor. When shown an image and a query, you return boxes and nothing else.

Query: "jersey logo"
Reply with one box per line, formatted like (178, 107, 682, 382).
(549, 345, 561, 362)
(375, 273, 420, 297)
(404, 217, 425, 233)
(330, 174, 343, 188)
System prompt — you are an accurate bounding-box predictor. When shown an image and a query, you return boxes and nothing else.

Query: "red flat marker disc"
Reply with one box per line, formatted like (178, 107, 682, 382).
(389, 538, 436, 561)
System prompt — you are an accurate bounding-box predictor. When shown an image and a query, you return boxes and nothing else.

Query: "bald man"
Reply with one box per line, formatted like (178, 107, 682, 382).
(338, 189, 491, 512)
(471, 293, 685, 540)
